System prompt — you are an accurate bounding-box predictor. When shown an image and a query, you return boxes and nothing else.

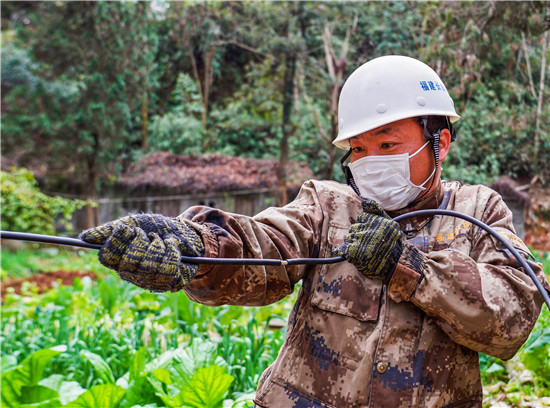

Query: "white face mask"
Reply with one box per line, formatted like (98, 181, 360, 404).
(348, 141, 435, 211)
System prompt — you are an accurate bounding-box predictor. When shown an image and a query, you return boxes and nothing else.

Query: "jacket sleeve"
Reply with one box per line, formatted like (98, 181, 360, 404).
(176, 181, 325, 307)
(388, 192, 549, 360)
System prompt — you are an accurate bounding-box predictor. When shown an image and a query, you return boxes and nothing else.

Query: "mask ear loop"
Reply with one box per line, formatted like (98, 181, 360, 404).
(409, 116, 440, 206)
(340, 148, 361, 196)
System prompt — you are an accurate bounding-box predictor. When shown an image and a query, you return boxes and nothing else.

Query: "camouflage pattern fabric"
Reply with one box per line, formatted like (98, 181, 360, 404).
(180, 180, 550, 408)
(335, 198, 405, 283)
(80, 213, 204, 292)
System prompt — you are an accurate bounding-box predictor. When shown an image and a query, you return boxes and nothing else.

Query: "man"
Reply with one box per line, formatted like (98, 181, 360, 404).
(81, 55, 549, 407)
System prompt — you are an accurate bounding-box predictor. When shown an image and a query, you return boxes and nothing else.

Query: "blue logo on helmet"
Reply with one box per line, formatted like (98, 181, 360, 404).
(420, 81, 445, 91)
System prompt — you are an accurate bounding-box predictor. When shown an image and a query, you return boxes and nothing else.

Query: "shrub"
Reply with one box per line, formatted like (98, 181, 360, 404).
(1, 167, 91, 235)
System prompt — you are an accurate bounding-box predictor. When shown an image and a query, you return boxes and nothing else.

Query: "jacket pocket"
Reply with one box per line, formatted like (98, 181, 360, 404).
(313, 222, 384, 322)
(301, 261, 383, 370)
(311, 262, 383, 322)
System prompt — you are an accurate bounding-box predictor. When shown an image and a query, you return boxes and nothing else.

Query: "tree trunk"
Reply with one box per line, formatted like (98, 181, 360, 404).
(277, 53, 297, 206)
(203, 47, 215, 150)
(534, 27, 549, 163)
(188, 44, 215, 152)
(321, 19, 356, 180)
(141, 91, 148, 150)
(83, 134, 100, 228)
(327, 113, 338, 179)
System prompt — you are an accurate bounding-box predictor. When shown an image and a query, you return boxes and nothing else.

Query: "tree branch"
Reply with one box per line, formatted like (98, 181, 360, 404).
(521, 31, 538, 100)
(225, 40, 265, 60)
(323, 25, 336, 81)
(534, 28, 549, 161)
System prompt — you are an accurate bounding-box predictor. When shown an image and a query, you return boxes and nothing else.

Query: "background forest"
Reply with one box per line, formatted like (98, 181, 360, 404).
(2, 1, 550, 208)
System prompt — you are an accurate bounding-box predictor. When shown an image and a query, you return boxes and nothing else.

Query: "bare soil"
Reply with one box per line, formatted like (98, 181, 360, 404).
(1, 270, 97, 300)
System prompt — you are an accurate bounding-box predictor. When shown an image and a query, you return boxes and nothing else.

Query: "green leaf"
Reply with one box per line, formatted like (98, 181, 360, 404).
(129, 347, 147, 383)
(58, 381, 87, 406)
(1, 355, 18, 373)
(39, 374, 65, 391)
(146, 374, 167, 399)
(21, 399, 62, 408)
(127, 405, 161, 408)
(116, 349, 185, 395)
(147, 373, 180, 408)
(178, 365, 234, 408)
(63, 384, 126, 408)
(122, 375, 162, 408)
(485, 362, 505, 374)
(143, 349, 186, 374)
(223, 392, 256, 408)
(116, 348, 161, 406)
(522, 328, 550, 379)
(20, 384, 59, 404)
(99, 275, 119, 314)
(1, 375, 21, 408)
(81, 350, 116, 384)
(1, 345, 66, 407)
(172, 339, 220, 386)
(24, 345, 67, 385)
(152, 368, 172, 386)
(523, 328, 550, 352)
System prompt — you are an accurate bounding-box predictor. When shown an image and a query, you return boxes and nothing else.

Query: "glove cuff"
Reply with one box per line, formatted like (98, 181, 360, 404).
(399, 243, 426, 278)
(386, 243, 426, 302)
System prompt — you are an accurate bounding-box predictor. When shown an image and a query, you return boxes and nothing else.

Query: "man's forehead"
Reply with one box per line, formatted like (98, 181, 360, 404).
(352, 118, 421, 142)
(352, 124, 397, 142)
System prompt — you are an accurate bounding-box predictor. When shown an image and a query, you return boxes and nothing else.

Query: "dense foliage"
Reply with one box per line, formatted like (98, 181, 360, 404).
(1, 249, 292, 407)
(0, 167, 90, 235)
(1, 1, 549, 200)
(1, 248, 549, 407)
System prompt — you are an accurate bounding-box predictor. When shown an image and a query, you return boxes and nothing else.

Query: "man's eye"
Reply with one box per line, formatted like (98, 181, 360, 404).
(381, 143, 395, 149)
(351, 146, 364, 153)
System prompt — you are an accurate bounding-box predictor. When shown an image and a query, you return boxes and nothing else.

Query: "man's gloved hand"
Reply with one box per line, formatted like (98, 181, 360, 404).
(334, 198, 404, 283)
(79, 214, 205, 292)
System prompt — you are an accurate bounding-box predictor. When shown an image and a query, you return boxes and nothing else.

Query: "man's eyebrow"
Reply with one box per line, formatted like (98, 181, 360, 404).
(372, 126, 394, 136)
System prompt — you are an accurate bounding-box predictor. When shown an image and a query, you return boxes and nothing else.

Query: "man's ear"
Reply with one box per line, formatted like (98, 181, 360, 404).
(438, 129, 452, 163)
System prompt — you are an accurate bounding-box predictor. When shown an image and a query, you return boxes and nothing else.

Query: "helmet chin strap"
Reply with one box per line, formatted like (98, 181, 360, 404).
(340, 148, 361, 196)
(408, 116, 440, 206)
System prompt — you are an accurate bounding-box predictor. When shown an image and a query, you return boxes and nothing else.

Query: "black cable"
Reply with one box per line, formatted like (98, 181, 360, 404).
(1, 209, 549, 309)
(0, 231, 103, 250)
(0, 231, 341, 266)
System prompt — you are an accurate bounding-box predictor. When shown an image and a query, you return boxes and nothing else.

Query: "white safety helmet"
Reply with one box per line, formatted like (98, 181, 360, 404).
(333, 55, 460, 149)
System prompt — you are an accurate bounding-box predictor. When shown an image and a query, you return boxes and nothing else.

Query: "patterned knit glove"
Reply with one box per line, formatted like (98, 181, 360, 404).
(334, 199, 404, 283)
(79, 214, 204, 292)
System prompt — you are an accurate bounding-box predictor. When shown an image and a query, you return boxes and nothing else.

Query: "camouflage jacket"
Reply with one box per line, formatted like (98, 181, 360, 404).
(179, 179, 548, 408)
